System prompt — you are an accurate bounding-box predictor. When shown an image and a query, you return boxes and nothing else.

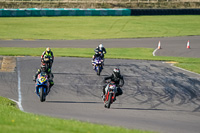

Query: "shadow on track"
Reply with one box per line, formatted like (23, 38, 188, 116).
(112, 107, 194, 113)
(46, 101, 102, 104)
(53, 72, 108, 77)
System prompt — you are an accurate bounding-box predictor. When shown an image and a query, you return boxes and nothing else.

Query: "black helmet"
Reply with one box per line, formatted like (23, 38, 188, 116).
(113, 68, 120, 78)
(41, 63, 47, 72)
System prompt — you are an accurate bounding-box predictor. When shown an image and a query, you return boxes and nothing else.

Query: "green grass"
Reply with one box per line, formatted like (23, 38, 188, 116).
(0, 96, 154, 133)
(0, 47, 200, 74)
(0, 16, 200, 40)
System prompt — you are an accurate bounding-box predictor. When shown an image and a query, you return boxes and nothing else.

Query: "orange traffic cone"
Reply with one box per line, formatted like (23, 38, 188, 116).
(186, 40, 190, 49)
(157, 41, 161, 49)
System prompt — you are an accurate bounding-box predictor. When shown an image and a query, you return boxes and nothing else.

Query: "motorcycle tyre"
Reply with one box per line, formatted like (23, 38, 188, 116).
(106, 93, 112, 109)
(39, 87, 46, 102)
(97, 66, 101, 76)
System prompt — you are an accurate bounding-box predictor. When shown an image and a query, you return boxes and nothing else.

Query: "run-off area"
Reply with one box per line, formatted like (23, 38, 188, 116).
(0, 56, 16, 72)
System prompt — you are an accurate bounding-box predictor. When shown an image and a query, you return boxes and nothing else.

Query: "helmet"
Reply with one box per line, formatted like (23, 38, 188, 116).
(46, 47, 51, 53)
(99, 44, 103, 50)
(113, 68, 120, 78)
(41, 63, 47, 72)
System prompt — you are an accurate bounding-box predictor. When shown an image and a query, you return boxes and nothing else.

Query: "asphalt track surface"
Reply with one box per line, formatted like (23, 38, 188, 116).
(0, 36, 200, 133)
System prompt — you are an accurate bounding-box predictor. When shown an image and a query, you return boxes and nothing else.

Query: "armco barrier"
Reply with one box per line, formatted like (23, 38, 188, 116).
(0, 8, 131, 17)
(1, 8, 199, 17)
(131, 9, 200, 15)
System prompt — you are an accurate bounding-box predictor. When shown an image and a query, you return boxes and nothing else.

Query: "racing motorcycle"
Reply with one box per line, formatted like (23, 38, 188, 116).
(92, 56, 103, 76)
(104, 81, 117, 108)
(42, 55, 53, 69)
(35, 72, 49, 102)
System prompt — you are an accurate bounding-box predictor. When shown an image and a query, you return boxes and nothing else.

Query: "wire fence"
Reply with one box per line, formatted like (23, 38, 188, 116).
(0, 0, 200, 2)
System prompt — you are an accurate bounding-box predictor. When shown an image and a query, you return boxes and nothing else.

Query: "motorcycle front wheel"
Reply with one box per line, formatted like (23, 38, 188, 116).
(105, 93, 112, 109)
(97, 66, 101, 76)
(39, 87, 46, 102)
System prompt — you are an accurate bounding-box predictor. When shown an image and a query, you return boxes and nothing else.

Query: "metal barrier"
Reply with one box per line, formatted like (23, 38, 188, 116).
(131, 8, 200, 15)
(1, 8, 199, 17)
(0, 8, 132, 17)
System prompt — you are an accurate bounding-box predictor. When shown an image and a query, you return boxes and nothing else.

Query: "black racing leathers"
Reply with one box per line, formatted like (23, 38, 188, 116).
(103, 74, 124, 96)
(94, 47, 107, 54)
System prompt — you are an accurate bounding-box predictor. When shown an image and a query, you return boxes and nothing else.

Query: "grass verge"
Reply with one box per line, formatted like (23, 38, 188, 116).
(0, 47, 200, 74)
(0, 16, 200, 40)
(0, 96, 154, 133)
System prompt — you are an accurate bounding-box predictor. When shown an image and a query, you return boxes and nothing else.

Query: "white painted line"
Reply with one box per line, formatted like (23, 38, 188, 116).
(152, 48, 158, 56)
(17, 58, 24, 111)
(9, 98, 20, 108)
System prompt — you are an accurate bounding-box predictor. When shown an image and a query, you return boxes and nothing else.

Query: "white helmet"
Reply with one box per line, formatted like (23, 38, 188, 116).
(99, 44, 103, 50)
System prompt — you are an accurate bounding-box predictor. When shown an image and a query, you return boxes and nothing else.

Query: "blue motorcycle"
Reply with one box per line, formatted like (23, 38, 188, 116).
(92, 56, 103, 76)
(35, 72, 49, 102)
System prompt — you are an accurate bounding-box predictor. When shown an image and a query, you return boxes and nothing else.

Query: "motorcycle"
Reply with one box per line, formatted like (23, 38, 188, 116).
(92, 56, 103, 76)
(104, 81, 117, 108)
(35, 72, 49, 102)
(42, 55, 53, 69)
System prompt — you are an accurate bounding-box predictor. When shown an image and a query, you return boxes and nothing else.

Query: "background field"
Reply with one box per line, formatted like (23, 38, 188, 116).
(0, 16, 200, 40)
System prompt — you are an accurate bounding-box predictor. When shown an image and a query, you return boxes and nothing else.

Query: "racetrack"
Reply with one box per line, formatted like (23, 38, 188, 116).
(0, 36, 200, 133)
(1, 36, 200, 58)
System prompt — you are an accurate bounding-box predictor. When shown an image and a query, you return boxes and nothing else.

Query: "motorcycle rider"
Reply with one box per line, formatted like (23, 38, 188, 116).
(92, 50, 104, 70)
(94, 44, 107, 55)
(41, 47, 54, 69)
(102, 68, 124, 101)
(33, 62, 54, 93)
(94, 44, 106, 60)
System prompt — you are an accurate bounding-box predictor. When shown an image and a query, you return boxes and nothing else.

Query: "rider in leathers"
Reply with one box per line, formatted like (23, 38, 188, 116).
(92, 51, 104, 69)
(41, 47, 54, 69)
(94, 44, 107, 56)
(33, 63, 54, 93)
(102, 68, 124, 101)
(93, 44, 106, 69)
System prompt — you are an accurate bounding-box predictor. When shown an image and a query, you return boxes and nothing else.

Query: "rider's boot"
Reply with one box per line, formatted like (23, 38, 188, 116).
(101, 92, 105, 101)
(101, 62, 103, 69)
(47, 81, 54, 94)
(113, 97, 116, 102)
